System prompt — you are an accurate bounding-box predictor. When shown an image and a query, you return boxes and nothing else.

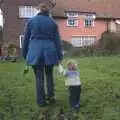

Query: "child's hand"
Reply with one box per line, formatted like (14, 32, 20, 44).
(58, 64, 64, 73)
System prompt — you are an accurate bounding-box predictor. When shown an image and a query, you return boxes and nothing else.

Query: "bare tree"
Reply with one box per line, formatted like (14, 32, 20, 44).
(48, 0, 56, 8)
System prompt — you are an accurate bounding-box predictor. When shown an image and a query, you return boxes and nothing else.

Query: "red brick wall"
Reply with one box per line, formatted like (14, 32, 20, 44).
(56, 18, 108, 43)
(1, 0, 39, 46)
(1, 0, 108, 48)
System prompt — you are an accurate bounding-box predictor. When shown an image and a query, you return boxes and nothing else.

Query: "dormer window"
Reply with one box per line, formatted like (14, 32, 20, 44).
(66, 12, 78, 18)
(85, 19, 94, 27)
(84, 14, 96, 27)
(66, 12, 79, 27)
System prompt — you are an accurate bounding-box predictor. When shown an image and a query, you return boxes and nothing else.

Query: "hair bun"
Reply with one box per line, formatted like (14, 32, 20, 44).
(37, 3, 50, 13)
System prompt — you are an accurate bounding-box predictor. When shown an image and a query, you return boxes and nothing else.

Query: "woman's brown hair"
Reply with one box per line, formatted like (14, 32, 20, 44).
(37, 3, 50, 14)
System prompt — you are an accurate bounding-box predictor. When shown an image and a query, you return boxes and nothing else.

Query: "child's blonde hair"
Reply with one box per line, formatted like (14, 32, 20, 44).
(67, 60, 78, 70)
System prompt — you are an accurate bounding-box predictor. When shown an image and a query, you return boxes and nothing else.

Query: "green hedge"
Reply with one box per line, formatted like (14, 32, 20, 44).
(99, 31, 120, 54)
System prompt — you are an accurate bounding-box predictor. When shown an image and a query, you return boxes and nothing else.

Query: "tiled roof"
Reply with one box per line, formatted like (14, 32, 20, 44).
(51, 0, 120, 18)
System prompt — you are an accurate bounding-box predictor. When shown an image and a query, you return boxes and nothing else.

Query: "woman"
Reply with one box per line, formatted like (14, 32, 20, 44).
(22, 3, 63, 106)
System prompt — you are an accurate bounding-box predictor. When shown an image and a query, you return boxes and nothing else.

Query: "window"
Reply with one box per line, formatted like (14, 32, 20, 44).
(67, 19, 78, 27)
(66, 12, 78, 18)
(71, 36, 96, 47)
(84, 14, 95, 27)
(19, 6, 37, 18)
(66, 12, 79, 27)
(85, 19, 94, 27)
(19, 35, 24, 48)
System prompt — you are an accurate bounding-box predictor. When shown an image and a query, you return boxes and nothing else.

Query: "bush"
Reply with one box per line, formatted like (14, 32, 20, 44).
(62, 40, 98, 57)
(2, 43, 20, 61)
(62, 40, 73, 51)
(99, 31, 120, 54)
(2, 43, 19, 56)
(65, 46, 96, 57)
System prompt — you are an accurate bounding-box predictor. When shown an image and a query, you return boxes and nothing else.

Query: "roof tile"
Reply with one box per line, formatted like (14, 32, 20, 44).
(52, 0, 120, 18)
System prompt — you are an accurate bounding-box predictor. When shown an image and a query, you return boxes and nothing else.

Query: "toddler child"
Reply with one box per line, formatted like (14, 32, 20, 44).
(59, 60, 81, 111)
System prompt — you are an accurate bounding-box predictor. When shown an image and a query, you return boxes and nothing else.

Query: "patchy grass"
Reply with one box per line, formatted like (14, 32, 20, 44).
(0, 56, 120, 120)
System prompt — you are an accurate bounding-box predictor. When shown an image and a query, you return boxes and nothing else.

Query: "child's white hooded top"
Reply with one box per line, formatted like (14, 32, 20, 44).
(58, 65, 81, 86)
(64, 70, 81, 86)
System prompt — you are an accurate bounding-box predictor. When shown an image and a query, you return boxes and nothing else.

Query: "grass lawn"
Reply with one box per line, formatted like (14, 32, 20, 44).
(0, 56, 120, 120)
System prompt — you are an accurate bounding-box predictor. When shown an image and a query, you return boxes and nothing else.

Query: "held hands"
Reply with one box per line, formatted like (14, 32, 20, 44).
(57, 60, 62, 66)
(22, 64, 30, 76)
(58, 64, 64, 73)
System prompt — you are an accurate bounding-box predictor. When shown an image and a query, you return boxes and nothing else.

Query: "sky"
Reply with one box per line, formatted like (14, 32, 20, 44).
(0, 9, 3, 27)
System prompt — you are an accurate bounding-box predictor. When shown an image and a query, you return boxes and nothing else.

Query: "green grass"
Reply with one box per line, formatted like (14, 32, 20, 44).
(0, 56, 120, 120)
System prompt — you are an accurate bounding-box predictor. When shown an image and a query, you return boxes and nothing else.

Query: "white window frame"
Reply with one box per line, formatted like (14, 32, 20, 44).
(84, 18, 94, 27)
(84, 14, 95, 27)
(19, 6, 37, 18)
(66, 12, 79, 18)
(67, 19, 78, 27)
(19, 35, 24, 48)
(71, 36, 96, 47)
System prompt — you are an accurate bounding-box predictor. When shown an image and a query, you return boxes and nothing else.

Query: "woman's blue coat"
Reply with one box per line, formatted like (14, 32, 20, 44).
(22, 13, 63, 65)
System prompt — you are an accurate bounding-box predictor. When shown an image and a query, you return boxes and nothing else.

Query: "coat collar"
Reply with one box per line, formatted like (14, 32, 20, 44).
(37, 12, 49, 17)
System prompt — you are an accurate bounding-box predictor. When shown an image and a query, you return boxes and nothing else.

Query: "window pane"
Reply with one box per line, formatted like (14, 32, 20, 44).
(19, 6, 37, 18)
(85, 19, 94, 27)
(67, 19, 78, 27)
(67, 12, 78, 17)
(71, 36, 96, 47)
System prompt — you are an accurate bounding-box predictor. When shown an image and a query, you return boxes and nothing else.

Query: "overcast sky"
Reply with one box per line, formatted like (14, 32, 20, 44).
(0, 9, 3, 27)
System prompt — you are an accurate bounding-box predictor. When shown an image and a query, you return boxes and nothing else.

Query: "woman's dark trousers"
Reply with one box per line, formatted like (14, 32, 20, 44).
(33, 65, 54, 105)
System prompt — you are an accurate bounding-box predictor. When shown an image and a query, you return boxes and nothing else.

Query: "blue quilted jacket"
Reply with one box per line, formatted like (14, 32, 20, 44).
(22, 13, 63, 65)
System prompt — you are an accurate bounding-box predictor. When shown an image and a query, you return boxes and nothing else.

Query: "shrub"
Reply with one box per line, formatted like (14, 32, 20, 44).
(99, 31, 120, 54)
(62, 40, 73, 51)
(62, 40, 97, 57)
(2, 43, 20, 61)
(66, 45, 96, 57)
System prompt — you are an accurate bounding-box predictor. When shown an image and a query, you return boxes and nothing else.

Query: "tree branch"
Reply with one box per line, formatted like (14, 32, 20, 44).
(48, 0, 56, 8)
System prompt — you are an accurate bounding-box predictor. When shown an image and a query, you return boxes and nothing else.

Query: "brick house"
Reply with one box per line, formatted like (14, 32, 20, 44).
(0, 0, 120, 50)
